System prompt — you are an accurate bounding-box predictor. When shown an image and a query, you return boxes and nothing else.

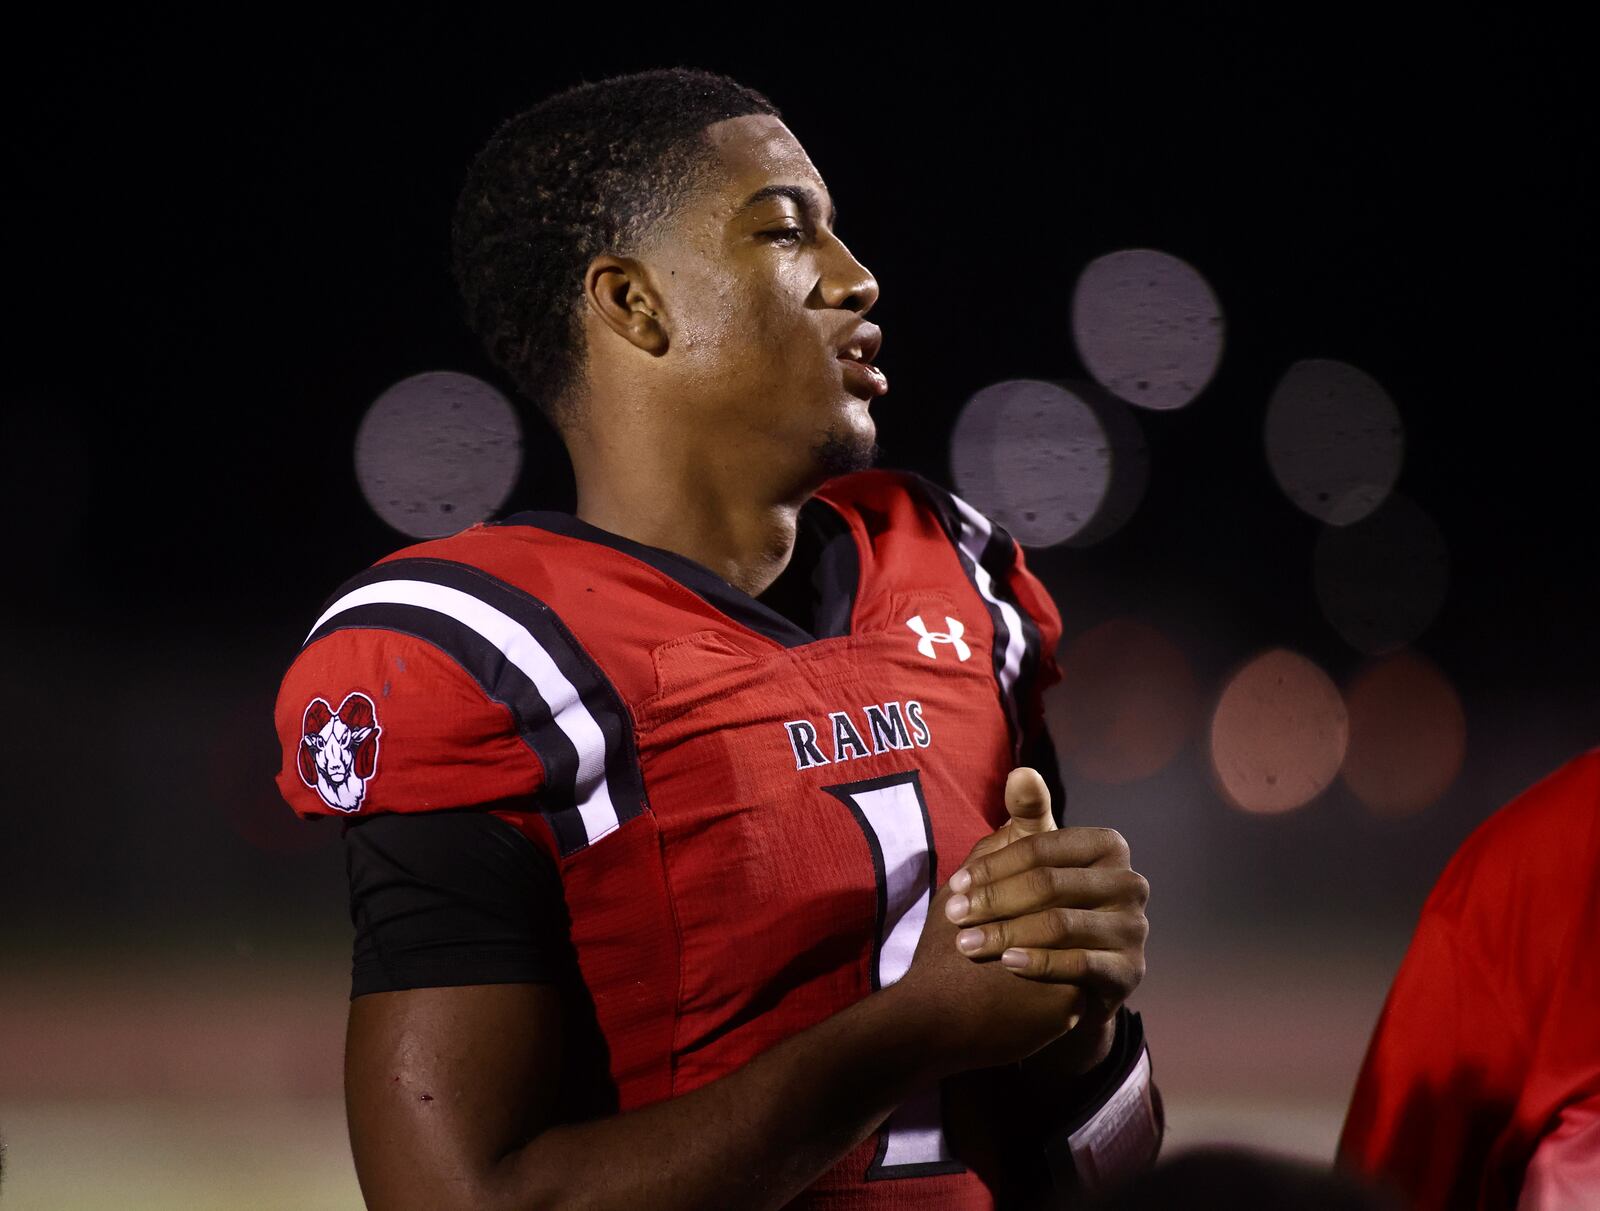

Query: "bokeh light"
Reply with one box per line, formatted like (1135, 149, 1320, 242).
(1314, 494, 1449, 654)
(1341, 651, 1466, 817)
(354, 371, 523, 539)
(1264, 358, 1404, 525)
(950, 379, 1117, 547)
(1210, 649, 1349, 814)
(1071, 248, 1224, 411)
(1057, 379, 1151, 549)
(1047, 619, 1200, 784)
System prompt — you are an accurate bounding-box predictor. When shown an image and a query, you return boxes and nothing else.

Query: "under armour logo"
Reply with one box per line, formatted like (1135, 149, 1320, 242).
(906, 614, 972, 661)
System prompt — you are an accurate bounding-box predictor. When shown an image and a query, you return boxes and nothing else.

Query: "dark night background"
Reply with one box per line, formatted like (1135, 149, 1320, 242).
(3, 12, 1594, 1207)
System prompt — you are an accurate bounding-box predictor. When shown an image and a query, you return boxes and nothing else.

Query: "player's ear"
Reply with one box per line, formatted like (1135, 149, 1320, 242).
(584, 255, 667, 356)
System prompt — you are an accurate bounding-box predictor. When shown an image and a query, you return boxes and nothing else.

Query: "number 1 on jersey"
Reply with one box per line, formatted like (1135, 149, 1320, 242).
(824, 770, 966, 1180)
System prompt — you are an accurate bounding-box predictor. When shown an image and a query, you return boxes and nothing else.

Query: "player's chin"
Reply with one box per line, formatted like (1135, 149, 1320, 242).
(810, 417, 880, 479)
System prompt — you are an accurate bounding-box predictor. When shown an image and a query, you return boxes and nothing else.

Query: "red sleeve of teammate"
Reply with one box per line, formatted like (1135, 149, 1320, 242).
(1339, 751, 1600, 1210)
(1337, 882, 1527, 1209)
(274, 627, 555, 853)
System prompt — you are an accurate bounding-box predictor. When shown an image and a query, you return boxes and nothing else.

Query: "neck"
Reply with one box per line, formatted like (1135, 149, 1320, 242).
(571, 443, 810, 599)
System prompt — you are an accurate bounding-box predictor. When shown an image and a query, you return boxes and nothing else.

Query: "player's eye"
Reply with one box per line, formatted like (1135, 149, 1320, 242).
(762, 226, 806, 246)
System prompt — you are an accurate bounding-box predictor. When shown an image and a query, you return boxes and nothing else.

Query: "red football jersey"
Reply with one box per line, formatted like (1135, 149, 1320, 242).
(275, 469, 1066, 1208)
(1339, 749, 1600, 1211)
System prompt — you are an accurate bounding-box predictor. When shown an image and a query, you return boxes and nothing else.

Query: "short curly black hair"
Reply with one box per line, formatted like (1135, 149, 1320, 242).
(451, 67, 782, 429)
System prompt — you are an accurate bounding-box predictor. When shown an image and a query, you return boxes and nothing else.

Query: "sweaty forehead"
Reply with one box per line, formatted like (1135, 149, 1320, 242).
(701, 114, 827, 217)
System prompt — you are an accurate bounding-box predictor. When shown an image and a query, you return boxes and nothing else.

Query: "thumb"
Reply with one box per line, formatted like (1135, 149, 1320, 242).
(956, 766, 1059, 872)
(1004, 766, 1056, 835)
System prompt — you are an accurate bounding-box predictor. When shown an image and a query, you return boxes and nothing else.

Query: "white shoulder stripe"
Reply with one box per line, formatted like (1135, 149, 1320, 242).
(949, 495, 1027, 701)
(310, 579, 620, 846)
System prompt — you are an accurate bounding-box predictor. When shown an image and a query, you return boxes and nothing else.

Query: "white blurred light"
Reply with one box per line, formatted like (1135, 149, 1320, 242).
(950, 379, 1146, 548)
(1265, 359, 1404, 525)
(1071, 248, 1224, 411)
(1210, 649, 1348, 814)
(355, 372, 523, 539)
(1058, 379, 1150, 549)
(1314, 494, 1449, 654)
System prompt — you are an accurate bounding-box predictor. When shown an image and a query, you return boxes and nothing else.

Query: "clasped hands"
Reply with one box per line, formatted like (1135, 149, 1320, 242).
(945, 767, 1149, 1073)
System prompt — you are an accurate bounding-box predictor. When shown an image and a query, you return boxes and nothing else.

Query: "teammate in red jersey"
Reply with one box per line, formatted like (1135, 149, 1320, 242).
(1339, 748, 1600, 1210)
(275, 67, 1158, 1209)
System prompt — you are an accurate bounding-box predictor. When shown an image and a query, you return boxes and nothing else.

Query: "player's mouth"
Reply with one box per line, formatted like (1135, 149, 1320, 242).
(836, 322, 887, 398)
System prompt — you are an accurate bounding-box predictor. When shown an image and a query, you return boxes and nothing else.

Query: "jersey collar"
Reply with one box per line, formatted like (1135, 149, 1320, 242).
(494, 495, 860, 649)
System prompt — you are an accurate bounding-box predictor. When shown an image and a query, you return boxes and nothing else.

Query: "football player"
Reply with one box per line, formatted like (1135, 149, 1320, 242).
(275, 67, 1159, 1210)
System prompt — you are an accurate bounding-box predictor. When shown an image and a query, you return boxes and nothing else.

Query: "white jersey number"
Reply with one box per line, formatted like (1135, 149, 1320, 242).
(823, 770, 965, 1180)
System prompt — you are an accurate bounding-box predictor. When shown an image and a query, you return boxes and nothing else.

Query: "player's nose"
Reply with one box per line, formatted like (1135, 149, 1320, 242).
(821, 237, 879, 316)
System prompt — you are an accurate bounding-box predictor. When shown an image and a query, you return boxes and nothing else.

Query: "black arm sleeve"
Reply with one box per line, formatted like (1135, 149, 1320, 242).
(343, 808, 577, 999)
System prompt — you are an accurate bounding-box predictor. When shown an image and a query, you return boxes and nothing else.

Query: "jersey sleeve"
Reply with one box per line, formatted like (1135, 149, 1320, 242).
(1340, 751, 1600, 1209)
(275, 584, 582, 995)
(274, 623, 550, 832)
(277, 550, 651, 865)
(1337, 883, 1525, 1209)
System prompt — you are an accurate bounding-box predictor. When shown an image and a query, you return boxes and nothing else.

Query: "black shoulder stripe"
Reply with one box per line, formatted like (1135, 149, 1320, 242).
(310, 600, 587, 855)
(307, 557, 646, 857)
(908, 475, 1043, 758)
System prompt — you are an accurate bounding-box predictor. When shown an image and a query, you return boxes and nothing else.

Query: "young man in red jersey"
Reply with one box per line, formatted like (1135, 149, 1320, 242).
(1340, 747, 1600, 1210)
(276, 67, 1159, 1210)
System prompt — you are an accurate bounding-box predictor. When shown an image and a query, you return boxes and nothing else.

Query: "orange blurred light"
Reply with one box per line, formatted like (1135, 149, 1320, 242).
(1048, 620, 1199, 784)
(1341, 650, 1466, 817)
(1210, 649, 1348, 814)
